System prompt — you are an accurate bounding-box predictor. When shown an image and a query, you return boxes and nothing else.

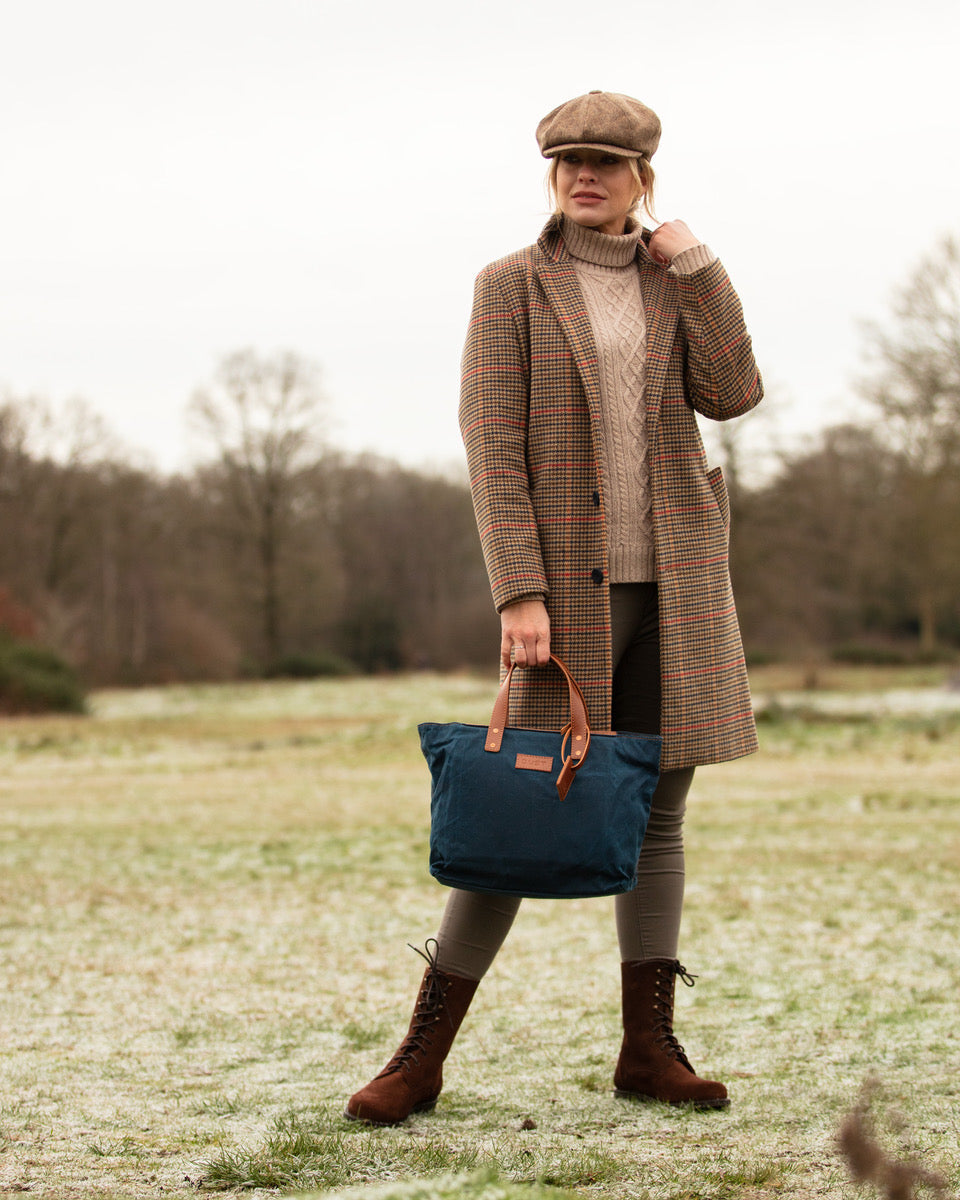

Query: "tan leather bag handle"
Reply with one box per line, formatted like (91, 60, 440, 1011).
(484, 653, 592, 800)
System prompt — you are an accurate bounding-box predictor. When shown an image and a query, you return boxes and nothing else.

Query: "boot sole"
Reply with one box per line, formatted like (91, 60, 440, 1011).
(613, 1088, 730, 1111)
(342, 1098, 438, 1126)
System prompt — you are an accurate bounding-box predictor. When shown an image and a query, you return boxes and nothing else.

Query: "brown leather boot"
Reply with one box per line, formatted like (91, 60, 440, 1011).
(344, 941, 479, 1125)
(613, 958, 729, 1110)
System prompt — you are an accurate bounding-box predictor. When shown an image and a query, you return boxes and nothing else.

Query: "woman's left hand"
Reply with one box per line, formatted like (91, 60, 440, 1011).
(648, 219, 700, 266)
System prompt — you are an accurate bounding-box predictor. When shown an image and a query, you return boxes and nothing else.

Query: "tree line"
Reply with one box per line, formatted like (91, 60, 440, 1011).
(0, 354, 495, 685)
(728, 236, 960, 662)
(1, 239, 958, 688)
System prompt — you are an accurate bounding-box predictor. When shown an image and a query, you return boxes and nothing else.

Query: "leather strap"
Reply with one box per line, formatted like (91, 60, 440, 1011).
(484, 653, 592, 800)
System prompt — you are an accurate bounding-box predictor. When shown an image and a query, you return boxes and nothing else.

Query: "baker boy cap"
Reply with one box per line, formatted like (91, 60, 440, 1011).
(536, 90, 661, 160)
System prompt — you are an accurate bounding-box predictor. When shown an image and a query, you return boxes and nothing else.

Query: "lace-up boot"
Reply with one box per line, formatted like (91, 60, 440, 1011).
(614, 958, 729, 1109)
(344, 941, 479, 1125)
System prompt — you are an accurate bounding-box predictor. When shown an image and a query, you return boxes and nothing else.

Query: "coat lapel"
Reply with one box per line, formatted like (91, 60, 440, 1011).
(534, 224, 603, 416)
(637, 236, 680, 446)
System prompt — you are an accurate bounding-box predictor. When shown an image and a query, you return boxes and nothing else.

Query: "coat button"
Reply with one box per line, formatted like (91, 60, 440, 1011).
(592, 491, 600, 507)
(591, 568, 604, 585)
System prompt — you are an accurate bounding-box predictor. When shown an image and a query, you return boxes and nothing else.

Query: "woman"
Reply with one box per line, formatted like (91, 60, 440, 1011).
(345, 90, 762, 1125)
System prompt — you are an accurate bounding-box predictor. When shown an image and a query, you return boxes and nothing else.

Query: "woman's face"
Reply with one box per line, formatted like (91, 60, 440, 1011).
(555, 149, 641, 236)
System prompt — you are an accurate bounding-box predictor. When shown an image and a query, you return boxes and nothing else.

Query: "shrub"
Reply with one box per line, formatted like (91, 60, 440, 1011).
(744, 647, 782, 667)
(0, 587, 37, 641)
(263, 651, 357, 679)
(0, 639, 87, 715)
(831, 642, 958, 666)
(341, 602, 404, 674)
(830, 643, 911, 666)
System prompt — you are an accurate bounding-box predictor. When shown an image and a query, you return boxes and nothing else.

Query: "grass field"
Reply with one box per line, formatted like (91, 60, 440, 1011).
(0, 666, 958, 1199)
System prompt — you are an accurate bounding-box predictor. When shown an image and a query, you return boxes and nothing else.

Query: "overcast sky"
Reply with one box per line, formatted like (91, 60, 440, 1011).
(4, 0, 959, 475)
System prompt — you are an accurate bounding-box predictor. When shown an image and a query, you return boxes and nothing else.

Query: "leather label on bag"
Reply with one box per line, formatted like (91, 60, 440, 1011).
(515, 753, 553, 773)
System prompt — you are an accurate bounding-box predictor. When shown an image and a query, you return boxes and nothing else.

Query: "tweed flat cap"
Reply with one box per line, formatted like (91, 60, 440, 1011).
(536, 91, 661, 160)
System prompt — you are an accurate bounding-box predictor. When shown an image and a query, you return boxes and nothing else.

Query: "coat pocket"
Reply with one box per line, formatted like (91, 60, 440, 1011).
(707, 466, 730, 533)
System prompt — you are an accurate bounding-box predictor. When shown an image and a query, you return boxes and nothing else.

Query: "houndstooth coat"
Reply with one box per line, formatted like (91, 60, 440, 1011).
(459, 217, 763, 770)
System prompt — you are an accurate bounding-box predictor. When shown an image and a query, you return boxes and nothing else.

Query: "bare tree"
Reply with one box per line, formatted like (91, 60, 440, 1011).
(188, 349, 328, 663)
(859, 235, 960, 652)
(0, 394, 121, 623)
(314, 454, 496, 671)
(740, 424, 902, 655)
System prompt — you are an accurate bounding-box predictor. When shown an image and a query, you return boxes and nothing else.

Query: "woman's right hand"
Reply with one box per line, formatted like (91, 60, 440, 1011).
(500, 599, 551, 670)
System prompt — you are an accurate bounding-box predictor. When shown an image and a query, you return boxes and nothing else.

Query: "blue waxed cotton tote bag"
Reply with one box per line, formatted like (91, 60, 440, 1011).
(419, 654, 661, 899)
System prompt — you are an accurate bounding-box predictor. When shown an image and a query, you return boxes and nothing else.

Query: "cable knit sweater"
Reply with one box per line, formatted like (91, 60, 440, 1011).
(562, 216, 715, 583)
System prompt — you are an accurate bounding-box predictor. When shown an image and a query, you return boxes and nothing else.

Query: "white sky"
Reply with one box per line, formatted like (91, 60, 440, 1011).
(3, 0, 959, 475)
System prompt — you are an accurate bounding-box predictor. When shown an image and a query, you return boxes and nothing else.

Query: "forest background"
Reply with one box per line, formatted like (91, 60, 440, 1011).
(2, 235, 959, 691)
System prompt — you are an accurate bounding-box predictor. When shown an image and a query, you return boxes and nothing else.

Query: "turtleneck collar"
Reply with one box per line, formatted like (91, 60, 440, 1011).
(560, 215, 640, 268)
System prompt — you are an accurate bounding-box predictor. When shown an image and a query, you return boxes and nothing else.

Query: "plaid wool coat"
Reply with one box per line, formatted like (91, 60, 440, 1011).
(459, 217, 763, 771)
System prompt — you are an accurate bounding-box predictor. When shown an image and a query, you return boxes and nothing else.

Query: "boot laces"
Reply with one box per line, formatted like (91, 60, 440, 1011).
(379, 939, 449, 1077)
(654, 960, 697, 1069)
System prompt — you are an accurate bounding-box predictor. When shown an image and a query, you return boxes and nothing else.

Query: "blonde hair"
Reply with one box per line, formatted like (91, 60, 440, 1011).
(546, 154, 657, 222)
